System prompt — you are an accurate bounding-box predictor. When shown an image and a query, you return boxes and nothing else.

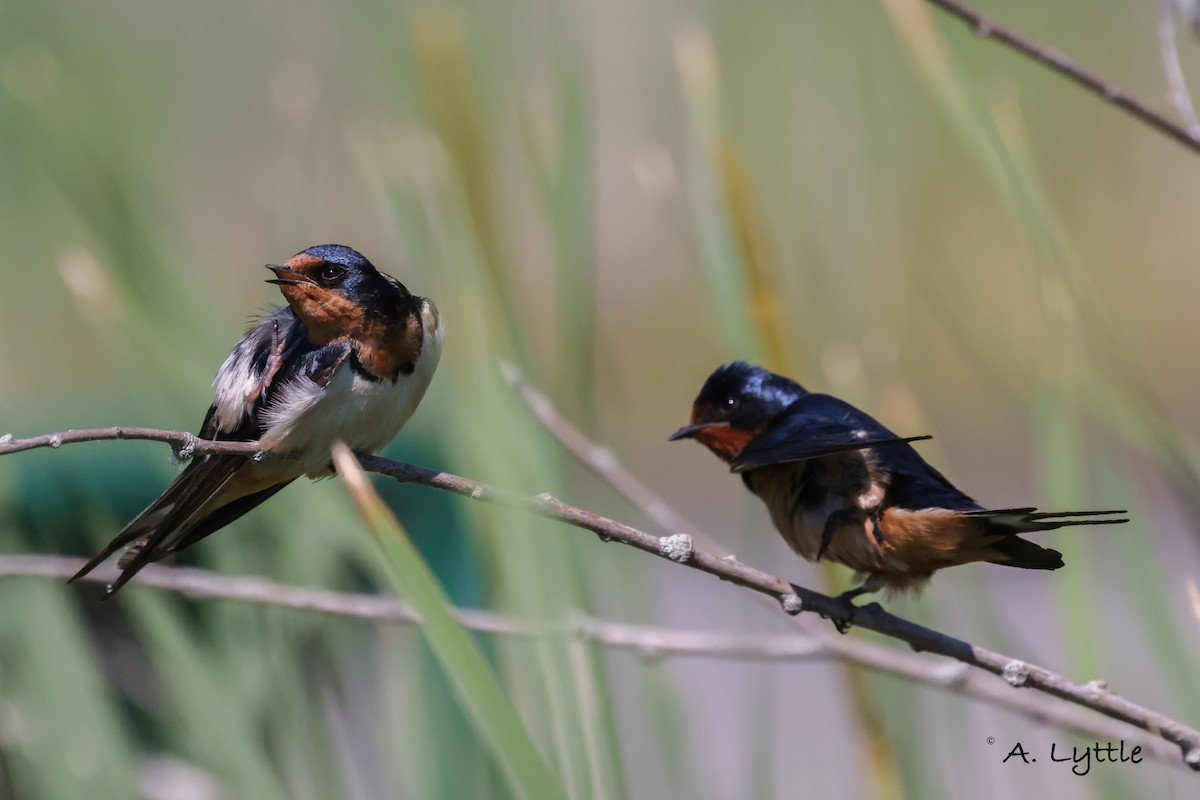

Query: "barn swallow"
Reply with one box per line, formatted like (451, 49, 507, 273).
(671, 362, 1127, 622)
(71, 244, 444, 596)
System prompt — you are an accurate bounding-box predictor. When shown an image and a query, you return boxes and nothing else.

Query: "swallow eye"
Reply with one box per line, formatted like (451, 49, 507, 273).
(318, 265, 347, 283)
(720, 396, 739, 415)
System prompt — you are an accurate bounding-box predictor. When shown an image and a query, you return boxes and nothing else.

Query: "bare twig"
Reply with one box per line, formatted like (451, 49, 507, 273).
(1158, 0, 1200, 139)
(0, 554, 1185, 767)
(500, 362, 704, 541)
(0, 427, 260, 458)
(3, 426, 1200, 770)
(503, 366, 1195, 767)
(923, 0, 1200, 155)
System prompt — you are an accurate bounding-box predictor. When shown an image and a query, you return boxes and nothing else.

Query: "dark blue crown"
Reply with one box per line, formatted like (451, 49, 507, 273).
(299, 243, 372, 270)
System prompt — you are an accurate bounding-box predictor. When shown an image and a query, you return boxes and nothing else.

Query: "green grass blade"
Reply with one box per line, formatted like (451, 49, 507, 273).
(332, 442, 567, 800)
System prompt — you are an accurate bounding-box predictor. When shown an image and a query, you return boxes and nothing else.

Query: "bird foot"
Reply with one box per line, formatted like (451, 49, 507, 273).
(829, 588, 866, 634)
(826, 574, 886, 633)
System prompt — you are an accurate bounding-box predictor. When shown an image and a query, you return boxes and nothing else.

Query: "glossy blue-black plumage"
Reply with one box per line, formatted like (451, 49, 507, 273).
(72, 244, 436, 596)
(294, 244, 414, 320)
(693, 364, 953, 509)
(692, 361, 805, 423)
(730, 389, 975, 511)
(300, 243, 371, 269)
(676, 362, 1129, 595)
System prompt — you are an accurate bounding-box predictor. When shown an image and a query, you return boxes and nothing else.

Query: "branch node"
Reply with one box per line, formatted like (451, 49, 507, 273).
(658, 534, 694, 563)
(779, 593, 805, 615)
(9, 420, 1200, 770)
(1002, 660, 1031, 687)
(174, 433, 197, 461)
(973, 21, 992, 38)
(1162, 721, 1186, 740)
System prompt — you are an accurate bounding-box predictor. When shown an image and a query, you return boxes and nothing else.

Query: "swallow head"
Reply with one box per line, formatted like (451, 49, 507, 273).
(669, 361, 805, 461)
(267, 244, 434, 381)
(267, 243, 413, 312)
(266, 243, 418, 337)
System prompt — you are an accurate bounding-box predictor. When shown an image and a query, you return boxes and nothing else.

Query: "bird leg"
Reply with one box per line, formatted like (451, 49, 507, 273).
(248, 320, 291, 404)
(828, 573, 885, 634)
(817, 507, 865, 561)
(818, 503, 889, 562)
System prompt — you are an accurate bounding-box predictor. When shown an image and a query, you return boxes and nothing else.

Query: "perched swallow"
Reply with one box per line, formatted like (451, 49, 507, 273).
(71, 244, 444, 596)
(671, 362, 1127, 612)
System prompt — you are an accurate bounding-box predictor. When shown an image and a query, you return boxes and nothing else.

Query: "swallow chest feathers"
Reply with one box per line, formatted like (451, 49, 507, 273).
(72, 244, 443, 595)
(216, 253, 440, 473)
(672, 362, 1127, 598)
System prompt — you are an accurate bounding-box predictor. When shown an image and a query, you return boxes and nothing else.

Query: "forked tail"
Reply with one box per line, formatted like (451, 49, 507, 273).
(965, 507, 1129, 571)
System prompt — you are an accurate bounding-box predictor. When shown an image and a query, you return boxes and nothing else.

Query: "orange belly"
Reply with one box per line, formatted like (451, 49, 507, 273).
(746, 464, 1001, 594)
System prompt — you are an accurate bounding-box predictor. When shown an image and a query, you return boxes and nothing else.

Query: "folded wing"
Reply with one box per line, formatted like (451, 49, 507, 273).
(729, 392, 931, 473)
(71, 308, 346, 595)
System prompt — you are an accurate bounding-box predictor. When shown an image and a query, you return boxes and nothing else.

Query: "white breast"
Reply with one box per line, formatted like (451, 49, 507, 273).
(260, 303, 444, 475)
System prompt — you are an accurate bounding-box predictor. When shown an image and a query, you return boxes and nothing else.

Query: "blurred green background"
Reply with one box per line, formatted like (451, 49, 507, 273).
(2, 0, 1199, 797)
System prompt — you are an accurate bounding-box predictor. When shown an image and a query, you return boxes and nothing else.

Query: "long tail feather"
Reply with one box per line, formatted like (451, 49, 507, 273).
(71, 454, 248, 594)
(69, 521, 157, 583)
(68, 478, 196, 583)
(974, 508, 1130, 532)
(99, 457, 244, 597)
(974, 506, 1127, 570)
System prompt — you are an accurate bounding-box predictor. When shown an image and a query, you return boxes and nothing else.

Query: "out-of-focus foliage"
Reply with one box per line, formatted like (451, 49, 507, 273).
(0, 0, 1198, 797)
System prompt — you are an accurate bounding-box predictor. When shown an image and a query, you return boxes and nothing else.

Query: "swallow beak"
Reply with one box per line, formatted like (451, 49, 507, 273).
(668, 422, 716, 441)
(265, 264, 313, 286)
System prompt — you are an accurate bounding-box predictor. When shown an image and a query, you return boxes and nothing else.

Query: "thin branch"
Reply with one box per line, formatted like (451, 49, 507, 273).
(503, 366, 1198, 767)
(3, 426, 1200, 770)
(500, 362, 705, 542)
(1158, 0, 1200, 139)
(1, 554, 1185, 767)
(924, 0, 1200, 155)
(0, 427, 261, 458)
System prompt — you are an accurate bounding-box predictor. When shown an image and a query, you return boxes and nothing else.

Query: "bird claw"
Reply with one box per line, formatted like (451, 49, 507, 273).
(817, 512, 845, 562)
(828, 588, 865, 634)
(816, 536, 832, 563)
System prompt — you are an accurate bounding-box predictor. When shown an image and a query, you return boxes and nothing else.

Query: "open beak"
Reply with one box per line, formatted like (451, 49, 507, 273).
(265, 264, 313, 286)
(668, 421, 719, 441)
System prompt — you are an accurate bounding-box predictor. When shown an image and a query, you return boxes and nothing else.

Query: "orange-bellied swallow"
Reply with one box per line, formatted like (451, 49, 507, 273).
(670, 362, 1127, 613)
(71, 244, 444, 596)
